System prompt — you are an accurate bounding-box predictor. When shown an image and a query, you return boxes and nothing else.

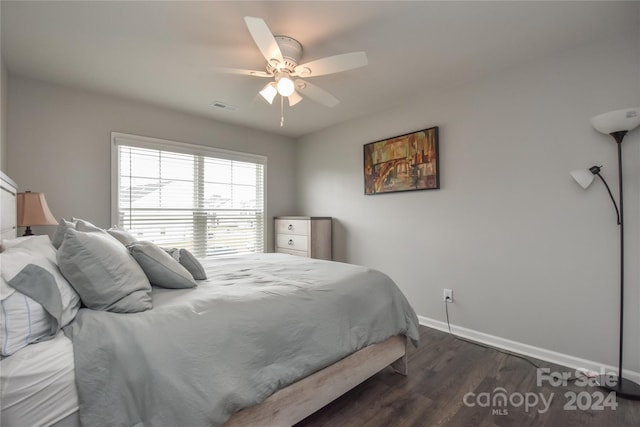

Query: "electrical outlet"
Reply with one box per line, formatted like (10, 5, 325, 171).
(443, 288, 453, 302)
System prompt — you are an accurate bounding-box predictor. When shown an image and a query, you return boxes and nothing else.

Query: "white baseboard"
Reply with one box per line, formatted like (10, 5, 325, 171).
(418, 315, 640, 384)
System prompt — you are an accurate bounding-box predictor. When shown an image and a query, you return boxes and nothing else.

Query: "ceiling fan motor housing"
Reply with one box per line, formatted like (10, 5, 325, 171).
(267, 36, 303, 73)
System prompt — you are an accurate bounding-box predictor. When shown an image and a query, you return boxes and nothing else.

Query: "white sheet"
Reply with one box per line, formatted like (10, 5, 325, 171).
(0, 332, 78, 427)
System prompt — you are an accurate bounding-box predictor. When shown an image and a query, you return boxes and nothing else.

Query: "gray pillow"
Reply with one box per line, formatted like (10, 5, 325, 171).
(57, 228, 152, 313)
(107, 226, 138, 246)
(51, 218, 76, 249)
(127, 242, 197, 289)
(52, 218, 102, 249)
(164, 248, 207, 280)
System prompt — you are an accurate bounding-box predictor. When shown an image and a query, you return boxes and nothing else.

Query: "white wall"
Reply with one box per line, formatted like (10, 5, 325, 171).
(7, 76, 297, 249)
(0, 0, 6, 173)
(1, 57, 7, 172)
(297, 34, 640, 374)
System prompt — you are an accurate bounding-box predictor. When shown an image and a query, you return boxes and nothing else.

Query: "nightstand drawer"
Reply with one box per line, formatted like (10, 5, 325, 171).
(275, 247, 309, 258)
(276, 234, 309, 252)
(275, 219, 309, 236)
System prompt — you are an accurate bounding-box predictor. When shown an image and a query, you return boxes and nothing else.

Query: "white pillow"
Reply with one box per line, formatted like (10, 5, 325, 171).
(74, 218, 103, 233)
(1, 235, 57, 265)
(0, 287, 51, 356)
(0, 247, 81, 356)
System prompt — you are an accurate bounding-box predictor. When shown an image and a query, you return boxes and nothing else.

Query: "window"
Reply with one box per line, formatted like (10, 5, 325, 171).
(112, 133, 265, 258)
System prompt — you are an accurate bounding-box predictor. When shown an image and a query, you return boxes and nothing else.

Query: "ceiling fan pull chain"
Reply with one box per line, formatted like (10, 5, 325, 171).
(280, 95, 285, 127)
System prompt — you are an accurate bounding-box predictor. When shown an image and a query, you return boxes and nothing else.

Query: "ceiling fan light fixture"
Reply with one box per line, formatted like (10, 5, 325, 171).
(259, 83, 277, 104)
(238, 16, 369, 125)
(288, 91, 303, 107)
(276, 74, 295, 97)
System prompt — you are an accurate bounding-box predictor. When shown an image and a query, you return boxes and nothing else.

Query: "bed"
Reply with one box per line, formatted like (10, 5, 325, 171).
(1, 174, 419, 427)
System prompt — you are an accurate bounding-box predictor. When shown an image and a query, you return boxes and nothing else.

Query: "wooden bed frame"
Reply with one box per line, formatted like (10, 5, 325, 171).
(226, 335, 408, 426)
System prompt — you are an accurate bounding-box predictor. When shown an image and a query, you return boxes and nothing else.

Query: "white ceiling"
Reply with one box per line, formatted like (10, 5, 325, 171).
(2, 1, 638, 138)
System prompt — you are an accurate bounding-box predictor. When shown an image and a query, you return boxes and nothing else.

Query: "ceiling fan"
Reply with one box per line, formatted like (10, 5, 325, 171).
(220, 17, 368, 126)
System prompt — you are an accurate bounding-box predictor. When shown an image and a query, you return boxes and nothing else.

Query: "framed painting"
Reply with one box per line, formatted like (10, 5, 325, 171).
(364, 126, 439, 195)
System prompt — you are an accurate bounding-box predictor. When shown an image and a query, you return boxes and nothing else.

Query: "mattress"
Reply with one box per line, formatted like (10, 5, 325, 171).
(0, 332, 78, 426)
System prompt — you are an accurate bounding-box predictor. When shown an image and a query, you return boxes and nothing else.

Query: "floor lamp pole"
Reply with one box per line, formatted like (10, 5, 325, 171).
(597, 131, 640, 400)
(616, 136, 624, 391)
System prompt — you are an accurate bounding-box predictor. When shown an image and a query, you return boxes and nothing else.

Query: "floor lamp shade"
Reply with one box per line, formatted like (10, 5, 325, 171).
(590, 107, 640, 135)
(17, 191, 57, 236)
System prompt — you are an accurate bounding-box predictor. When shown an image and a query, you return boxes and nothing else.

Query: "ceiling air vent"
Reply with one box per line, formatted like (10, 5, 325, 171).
(211, 101, 239, 112)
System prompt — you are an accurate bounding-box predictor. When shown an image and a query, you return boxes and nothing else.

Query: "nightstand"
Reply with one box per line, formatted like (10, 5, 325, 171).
(274, 216, 332, 260)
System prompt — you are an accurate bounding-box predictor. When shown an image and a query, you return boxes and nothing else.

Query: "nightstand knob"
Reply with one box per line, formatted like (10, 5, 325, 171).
(288, 239, 294, 246)
(287, 224, 293, 231)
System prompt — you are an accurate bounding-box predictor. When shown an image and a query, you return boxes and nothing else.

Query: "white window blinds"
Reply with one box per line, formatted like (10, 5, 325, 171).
(112, 134, 265, 258)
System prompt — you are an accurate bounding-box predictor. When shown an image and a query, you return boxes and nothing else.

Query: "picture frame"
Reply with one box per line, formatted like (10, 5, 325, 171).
(364, 126, 439, 195)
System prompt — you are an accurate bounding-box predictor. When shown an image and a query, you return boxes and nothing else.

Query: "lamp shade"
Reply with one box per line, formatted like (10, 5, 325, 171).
(287, 90, 303, 107)
(259, 83, 277, 104)
(276, 76, 295, 97)
(590, 107, 640, 135)
(17, 191, 57, 227)
(570, 169, 595, 189)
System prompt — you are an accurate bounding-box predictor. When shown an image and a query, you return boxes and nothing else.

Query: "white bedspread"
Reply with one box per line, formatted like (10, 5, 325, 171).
(0, 332, 78, 426)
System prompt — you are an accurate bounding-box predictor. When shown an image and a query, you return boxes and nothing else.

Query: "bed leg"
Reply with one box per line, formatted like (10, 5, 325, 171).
(390, 354, 407, 376)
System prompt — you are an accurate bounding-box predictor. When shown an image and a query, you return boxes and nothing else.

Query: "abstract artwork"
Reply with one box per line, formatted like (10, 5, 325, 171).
(364, 126, 439, 195)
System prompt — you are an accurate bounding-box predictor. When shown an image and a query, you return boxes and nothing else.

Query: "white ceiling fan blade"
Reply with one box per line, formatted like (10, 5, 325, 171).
(244, 16, 284, 65)
(295, 80, 339, 107)
(212, 67, 271, 77)
(287, 91, 303, 107)
(293, 52, 368, 77)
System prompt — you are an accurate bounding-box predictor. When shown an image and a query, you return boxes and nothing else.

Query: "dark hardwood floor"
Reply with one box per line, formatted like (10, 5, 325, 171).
(295, 326, 640, 427)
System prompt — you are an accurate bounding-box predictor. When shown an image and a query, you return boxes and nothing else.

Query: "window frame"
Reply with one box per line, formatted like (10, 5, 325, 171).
(110, 132, 267, 254)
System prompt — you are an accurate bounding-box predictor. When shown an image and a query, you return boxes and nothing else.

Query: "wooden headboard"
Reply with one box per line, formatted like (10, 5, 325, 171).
(1, 171, 18, 240)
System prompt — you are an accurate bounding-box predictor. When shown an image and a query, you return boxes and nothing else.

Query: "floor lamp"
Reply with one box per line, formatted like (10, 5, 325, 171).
(570, 107, 640, 400)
